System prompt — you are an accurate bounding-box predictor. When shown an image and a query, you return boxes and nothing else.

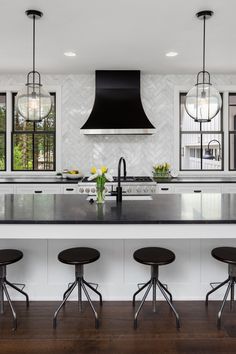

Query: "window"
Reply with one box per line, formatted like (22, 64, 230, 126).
(179, 93, 223, 171)
(229, 94, 236, 170)
(12, 93, 56, 171)
(0, 94, 6, 171)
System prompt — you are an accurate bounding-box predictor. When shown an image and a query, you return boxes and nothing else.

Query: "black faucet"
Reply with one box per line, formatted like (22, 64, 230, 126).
(116, 157, 127, 203)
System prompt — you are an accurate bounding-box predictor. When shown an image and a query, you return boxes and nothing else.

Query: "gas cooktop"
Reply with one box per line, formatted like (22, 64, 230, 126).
(81, 176, 153, 183)
(78, 176, 156, 195)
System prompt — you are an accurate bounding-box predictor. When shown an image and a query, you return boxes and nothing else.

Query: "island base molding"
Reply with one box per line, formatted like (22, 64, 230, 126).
(0, 224, 236, 239)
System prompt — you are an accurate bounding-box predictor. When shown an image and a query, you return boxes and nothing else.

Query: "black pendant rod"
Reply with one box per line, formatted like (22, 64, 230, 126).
(25, 10, 43, 87)
(33, 14, 36, 73)
(202, 15, 206, 73)
(32, 14, 36, 86)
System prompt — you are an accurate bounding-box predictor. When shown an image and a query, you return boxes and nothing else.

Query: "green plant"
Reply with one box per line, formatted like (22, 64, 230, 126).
(153, 163, 171, 177)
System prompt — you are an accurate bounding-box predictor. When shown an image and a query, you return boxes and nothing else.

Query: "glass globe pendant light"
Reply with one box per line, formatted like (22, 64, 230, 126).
(16, 10, 52, 122)
(185, 11, 222, 123)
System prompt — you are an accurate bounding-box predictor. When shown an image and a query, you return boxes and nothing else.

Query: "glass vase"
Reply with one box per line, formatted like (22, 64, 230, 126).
(96, 185, 105, 204)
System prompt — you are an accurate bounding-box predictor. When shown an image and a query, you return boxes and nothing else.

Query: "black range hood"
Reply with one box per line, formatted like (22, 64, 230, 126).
(80, 70, 156, 135)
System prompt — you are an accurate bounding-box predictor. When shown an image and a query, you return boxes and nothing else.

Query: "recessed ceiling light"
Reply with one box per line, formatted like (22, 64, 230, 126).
(64, 51, 76, 57)
(166, 52, 178, 57)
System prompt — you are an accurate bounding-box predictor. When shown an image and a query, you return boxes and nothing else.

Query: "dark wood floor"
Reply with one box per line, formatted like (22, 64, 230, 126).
(0, 301, 236, 353)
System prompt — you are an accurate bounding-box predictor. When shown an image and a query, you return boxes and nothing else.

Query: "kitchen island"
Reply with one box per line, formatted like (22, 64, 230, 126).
(0, 193, 235, 301)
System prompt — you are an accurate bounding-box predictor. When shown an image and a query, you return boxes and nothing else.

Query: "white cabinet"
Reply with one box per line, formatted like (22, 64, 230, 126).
(156, 183, 222, 194)
(63, 185, 78, 194)
(0, 185, 14, 194)
(174, 184, 221, 194)
(0, 183, 80, 195)
(221, 185, 236, 193)
(157, 184, 174, 194)
(15, 184, 62, 194)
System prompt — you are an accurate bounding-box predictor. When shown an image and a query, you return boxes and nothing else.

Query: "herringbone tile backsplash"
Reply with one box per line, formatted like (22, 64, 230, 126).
(0, 73, 235, 175)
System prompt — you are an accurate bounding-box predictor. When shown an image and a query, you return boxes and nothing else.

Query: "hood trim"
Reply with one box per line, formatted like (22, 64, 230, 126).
(80, 70, 156, 135)
(81, 128, 156, 135)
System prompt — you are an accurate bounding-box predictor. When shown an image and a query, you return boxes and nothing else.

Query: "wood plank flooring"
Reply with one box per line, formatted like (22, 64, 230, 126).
(0, 301, 236, 354)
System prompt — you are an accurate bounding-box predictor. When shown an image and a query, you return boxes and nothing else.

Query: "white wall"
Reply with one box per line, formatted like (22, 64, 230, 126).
(1, 73, 236, 175)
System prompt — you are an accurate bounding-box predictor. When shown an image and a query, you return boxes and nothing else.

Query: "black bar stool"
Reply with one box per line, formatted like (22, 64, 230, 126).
(53, 247, 102, 329)
(0, 249, 29, 330)
(206, 247, 236, 328)
(133, 247, 180, 329)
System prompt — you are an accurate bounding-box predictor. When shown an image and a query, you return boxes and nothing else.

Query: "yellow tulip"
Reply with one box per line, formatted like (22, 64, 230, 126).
(101, 166, 108, 173)
(90, 166, 97, 174)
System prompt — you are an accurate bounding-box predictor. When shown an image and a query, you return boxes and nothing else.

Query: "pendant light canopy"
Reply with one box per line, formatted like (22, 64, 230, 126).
(185, 10, 222, 123)
(16, 10, 52, 122)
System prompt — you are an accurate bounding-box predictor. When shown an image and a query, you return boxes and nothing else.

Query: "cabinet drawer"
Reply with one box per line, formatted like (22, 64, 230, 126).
(63, 185, 78, 194)
(0, 185, 14, 194)
(174, 184, 221, 194)
(221, 184, 236, 193)
(15, 184, 62, 194)
(157, 184, 174, 193)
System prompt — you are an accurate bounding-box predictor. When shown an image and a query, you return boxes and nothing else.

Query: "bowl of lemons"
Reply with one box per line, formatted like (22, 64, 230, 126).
(66, 170, 83, 180)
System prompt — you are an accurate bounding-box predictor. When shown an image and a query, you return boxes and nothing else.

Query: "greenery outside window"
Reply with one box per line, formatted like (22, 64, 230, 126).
(12, 92, 56, 171)
(0, 94, 6, 171)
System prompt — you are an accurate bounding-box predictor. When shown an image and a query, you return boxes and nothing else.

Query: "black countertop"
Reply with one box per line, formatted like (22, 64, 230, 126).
(0, 193, 236, 224)
(0, 177, 236, 184)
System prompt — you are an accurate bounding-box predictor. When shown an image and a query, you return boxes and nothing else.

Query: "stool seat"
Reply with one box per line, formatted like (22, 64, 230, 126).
(0, 249, 23, 266)
(133, 247, 175, 266)
(58, 247, 100, 265)
(212, 247, 236, 265)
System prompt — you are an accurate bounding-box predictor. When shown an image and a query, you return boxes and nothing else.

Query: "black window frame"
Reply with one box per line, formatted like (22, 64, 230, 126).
(11, 92, 56, 172)
(0, 93, 7, 171)
(228, 93, 236, 171)
(179, 92, 224, 172)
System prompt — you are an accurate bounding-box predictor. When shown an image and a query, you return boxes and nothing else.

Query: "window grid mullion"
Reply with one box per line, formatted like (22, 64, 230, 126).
(179, 92, 223, 171)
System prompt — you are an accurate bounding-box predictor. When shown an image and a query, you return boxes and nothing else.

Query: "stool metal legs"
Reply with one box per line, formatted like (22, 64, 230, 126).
(0, 265, 29, 330)
(53, 264, 102, 329)
(133, 265, 180, 329)
(206, 264, 236, 329)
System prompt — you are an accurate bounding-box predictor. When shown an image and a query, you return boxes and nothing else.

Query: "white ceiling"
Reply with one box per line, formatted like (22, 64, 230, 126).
(0, 0, 235, 74)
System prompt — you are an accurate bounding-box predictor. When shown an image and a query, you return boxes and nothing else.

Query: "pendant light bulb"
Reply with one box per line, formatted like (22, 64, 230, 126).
(185, 10, 222, 123)
(16, 10, 52, 122)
